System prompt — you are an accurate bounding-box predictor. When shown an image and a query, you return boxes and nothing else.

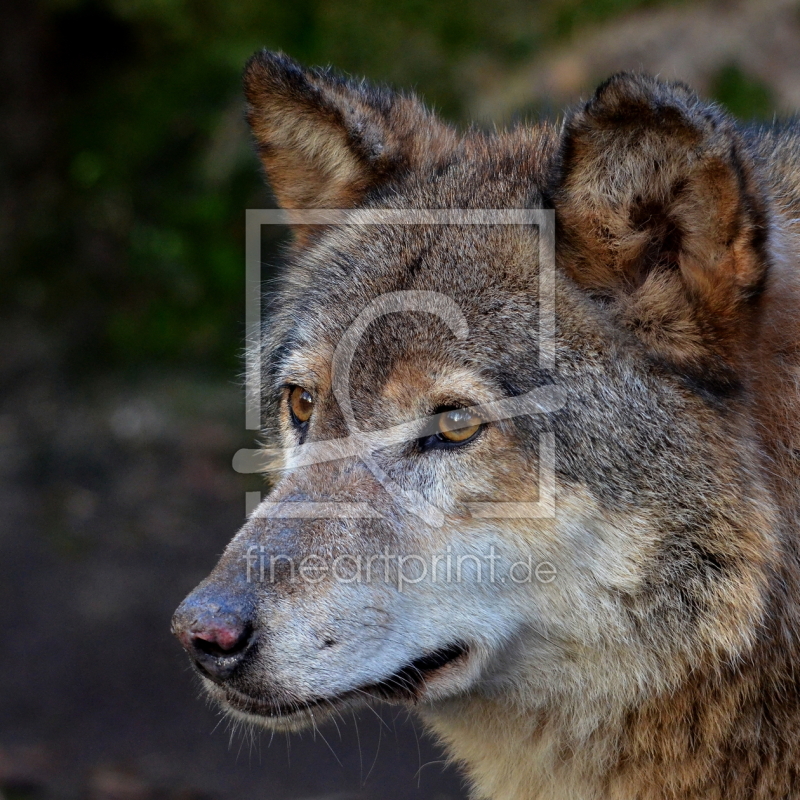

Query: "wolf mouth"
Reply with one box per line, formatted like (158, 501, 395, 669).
(222, 643, 469, 720)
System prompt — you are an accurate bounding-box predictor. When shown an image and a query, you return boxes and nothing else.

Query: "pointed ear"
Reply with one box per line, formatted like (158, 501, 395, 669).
(243, 50, 456, 214)
(552, 73, 772, 391)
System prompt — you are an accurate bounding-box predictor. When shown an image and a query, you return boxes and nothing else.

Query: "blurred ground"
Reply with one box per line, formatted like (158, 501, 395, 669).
(0, 0, 793, 797)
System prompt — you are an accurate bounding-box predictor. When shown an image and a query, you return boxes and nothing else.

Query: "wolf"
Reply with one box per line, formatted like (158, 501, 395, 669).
(172, 50, 800, 799)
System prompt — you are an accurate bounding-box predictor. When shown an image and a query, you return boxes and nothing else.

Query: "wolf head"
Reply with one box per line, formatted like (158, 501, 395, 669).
(173, 52, 781, 735)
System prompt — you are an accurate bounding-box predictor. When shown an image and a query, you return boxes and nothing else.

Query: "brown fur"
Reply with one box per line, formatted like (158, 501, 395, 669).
(553, 74, 772, 393)
(243, 52, 457, 241)
(173, 52, 800, 799)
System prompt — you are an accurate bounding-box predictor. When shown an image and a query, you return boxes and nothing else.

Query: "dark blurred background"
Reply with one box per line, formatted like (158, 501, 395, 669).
(0, 0, 794, 798)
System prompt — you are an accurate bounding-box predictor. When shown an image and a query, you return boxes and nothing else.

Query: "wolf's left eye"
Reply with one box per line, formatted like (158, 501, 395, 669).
(436, 408, 483, 445)
(289, 386, 314, 426)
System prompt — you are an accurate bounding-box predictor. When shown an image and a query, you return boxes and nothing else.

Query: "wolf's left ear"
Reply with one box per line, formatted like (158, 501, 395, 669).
(552, 73, 772, 388)
(243, 51, 456, 213)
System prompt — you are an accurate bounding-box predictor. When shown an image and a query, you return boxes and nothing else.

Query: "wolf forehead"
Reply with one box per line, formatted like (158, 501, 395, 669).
(268, 211, 554, 386)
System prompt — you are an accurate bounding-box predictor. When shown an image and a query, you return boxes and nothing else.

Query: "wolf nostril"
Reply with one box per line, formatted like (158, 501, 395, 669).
(173, 608, 254, 681)
(172, 589, 255, 681)
(190, 622, 252, 659)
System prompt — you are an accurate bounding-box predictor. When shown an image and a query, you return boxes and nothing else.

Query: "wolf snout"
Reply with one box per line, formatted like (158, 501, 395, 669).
(171, 588, 254, 682)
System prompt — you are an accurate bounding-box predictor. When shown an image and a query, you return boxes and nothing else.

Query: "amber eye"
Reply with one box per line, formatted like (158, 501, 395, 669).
(289, 386, 314, 425)
(437, 408, 483, 444)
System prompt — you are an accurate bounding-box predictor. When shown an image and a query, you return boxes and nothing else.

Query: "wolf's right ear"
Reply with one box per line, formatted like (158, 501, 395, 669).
(243, 51, 456, 215)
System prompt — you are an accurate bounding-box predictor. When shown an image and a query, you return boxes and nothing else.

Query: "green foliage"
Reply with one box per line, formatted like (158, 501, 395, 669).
(711, 63, 775, 121)
(547, 0, 667, 39)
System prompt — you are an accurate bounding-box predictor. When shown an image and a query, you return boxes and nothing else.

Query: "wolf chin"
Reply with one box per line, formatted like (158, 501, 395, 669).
(172, 51, 800, 799)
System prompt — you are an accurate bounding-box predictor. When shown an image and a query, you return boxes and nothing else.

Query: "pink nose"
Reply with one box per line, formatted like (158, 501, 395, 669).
(172, 601, 253, 681)
(186, 623, 244, 653)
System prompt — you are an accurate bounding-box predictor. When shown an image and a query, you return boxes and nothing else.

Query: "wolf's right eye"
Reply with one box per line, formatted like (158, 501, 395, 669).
(288, 386, 314, 426)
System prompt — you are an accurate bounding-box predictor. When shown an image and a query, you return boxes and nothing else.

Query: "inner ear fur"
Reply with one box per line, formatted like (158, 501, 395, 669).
(243, 50, 456, 216)
(552, 73, 772, 390)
